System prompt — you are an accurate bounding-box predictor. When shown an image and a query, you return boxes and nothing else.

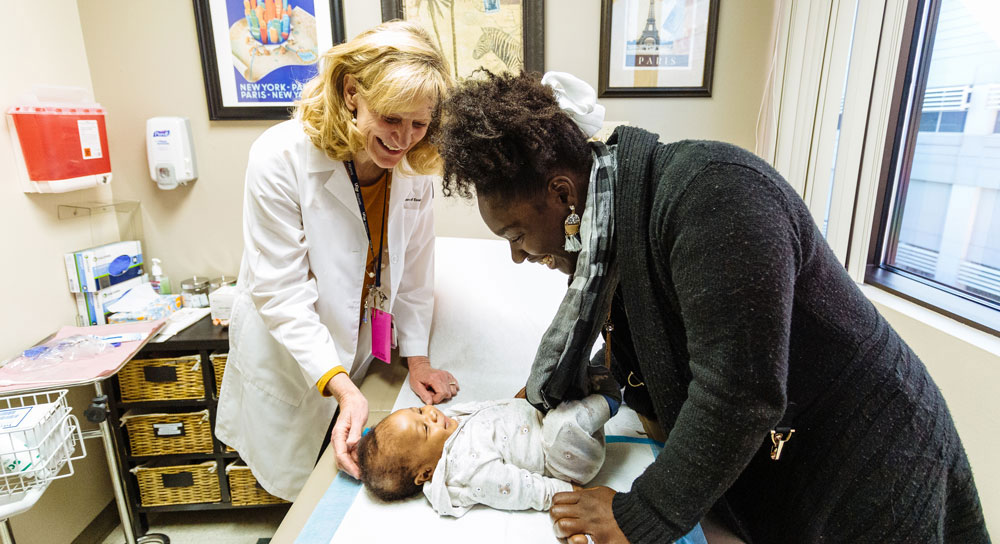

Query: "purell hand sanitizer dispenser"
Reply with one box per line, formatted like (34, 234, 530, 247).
(146, 117, 197, 190)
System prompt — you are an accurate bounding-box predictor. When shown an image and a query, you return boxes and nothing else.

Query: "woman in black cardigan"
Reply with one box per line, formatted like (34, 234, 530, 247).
(435, 71, 989, 544)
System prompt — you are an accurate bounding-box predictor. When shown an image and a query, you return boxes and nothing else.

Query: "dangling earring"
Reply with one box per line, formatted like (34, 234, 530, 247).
(563, 205, 582, 252)
(349, 109, 357, 124)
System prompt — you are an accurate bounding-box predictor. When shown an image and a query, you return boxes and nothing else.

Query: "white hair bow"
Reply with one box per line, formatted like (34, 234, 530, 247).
(541, 71, 606, 139)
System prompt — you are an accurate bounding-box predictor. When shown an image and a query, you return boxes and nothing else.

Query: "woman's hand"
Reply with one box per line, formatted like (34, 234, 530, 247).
(407, 356, 458, 404)
(325, 373, 368, 479)
(550, 486, 628, 544)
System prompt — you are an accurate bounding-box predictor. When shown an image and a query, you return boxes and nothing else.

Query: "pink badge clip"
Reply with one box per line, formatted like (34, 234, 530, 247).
(370, 308, 392, 364)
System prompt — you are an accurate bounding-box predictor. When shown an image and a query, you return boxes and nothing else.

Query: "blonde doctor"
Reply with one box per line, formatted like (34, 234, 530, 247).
(216, 21, 458, 500)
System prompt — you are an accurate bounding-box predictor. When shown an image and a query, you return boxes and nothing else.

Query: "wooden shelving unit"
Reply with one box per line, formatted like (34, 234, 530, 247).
(105, 316, 286, 539)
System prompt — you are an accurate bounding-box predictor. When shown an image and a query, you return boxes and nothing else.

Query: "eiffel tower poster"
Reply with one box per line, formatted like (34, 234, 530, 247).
(627, 0, 692, 68)
(599, 0, 719, 97)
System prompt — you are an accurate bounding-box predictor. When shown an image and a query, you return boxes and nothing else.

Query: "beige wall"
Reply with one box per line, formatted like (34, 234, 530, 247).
(10, 0, 992, 539)
(75, 0, 387, 286)
(78, 0, 777, 281)
(1, 1, 115, 543)
(78, 1, 271, 286)
(435, 0, 778, 240)
(869, 293, 1000, 535)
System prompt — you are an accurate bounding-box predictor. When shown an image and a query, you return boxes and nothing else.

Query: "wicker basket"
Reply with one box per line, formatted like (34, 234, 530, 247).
(210, 352, 228, 398)
(121, 410, 214, 457)
(214, 438, 236, 454)
(118, 355, 205, 402)
(226, 461, 288, 506)
(130, 461, 221, 507)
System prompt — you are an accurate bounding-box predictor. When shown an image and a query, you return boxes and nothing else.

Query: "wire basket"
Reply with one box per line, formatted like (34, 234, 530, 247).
(0, 389, 85, 519)
(225, 461, 287, 506)
(118, 355, 205, 402)
(209, 352, 227, 398)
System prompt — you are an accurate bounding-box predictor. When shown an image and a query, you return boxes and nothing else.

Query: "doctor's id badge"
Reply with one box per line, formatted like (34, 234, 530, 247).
(370, 308, 392, 364)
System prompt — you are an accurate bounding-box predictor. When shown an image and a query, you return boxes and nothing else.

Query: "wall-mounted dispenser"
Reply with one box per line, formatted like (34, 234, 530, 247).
(146, 117, 197, 190)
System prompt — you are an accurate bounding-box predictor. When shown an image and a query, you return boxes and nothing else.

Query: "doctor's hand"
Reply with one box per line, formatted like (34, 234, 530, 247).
(406, 356, 458, 404)
(326, 373, 368, 479)
(550, 486, 628, 544)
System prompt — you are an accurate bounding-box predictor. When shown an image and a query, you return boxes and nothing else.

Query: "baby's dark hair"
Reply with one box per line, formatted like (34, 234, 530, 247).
(356, 420, 422, 502)
(435, 70, 592, 202)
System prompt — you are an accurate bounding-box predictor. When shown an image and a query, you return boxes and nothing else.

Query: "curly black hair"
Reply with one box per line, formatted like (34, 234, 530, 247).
(356, 421, 423, 502)
(435, 70, 593, 201)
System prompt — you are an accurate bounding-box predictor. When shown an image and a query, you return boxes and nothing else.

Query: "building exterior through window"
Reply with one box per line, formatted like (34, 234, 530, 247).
(887, 0, 1000, 306)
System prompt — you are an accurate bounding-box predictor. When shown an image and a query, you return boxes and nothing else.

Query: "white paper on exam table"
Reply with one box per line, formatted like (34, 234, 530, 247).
(327, 238, 651, 544)
(403, 237, 570, 402)
(330, 409, 654, 544)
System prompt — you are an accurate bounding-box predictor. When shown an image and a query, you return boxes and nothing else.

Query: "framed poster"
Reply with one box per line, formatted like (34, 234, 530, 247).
(599, 0, 719, 97)
(380, 0, 543, 80)
(193, 0, 346, 120)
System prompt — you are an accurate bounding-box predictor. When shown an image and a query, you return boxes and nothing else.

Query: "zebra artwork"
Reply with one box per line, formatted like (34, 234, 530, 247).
(472, 27, 523, 72)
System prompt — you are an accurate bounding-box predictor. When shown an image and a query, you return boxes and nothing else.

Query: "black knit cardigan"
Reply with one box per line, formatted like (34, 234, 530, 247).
(603, 126, 989, 543)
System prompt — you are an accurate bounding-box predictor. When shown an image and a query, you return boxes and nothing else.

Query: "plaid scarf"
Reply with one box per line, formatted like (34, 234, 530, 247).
(526, 141, 619, 412)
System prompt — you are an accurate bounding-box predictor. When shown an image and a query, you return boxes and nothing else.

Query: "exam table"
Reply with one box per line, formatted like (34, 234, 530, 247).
(274, 238, 749, 544)
(270, 237, 707, 544)
(274, 236, 568, 542)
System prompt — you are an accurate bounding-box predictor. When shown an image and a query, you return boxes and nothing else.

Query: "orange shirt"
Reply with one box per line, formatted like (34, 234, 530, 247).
(358, 170, 390, 324)
(316, 169, 391, 397)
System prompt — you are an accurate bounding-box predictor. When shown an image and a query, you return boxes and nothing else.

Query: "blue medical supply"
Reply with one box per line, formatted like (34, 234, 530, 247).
(64, 240, 144, 293)
(2, 335, 112, 371)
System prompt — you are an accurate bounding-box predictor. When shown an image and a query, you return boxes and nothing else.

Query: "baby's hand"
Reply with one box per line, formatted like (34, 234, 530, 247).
(571, 483, 583, 491)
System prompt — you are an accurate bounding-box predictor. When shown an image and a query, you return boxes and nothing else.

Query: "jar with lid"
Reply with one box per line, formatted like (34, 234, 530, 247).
(210, 275, 238, 293)
(180, 276, 211, 308)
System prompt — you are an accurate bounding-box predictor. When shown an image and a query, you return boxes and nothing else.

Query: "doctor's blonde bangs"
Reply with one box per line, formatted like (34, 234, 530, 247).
(295, 21, 453, 175)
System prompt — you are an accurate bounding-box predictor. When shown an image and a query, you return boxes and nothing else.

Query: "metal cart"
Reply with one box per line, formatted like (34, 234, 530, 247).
(0, 322, 169, 544)
(0, 381, 169, 544)
(0, 389, 85, 544)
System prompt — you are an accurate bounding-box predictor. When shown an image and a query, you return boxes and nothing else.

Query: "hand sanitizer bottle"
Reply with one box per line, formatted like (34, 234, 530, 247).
(151, 258, 172, 294)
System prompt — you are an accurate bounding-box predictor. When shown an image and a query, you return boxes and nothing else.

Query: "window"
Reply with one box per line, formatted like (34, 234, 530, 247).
(990, 85, 1000, 132)
(867, 0, 1000, 335)
(917, 86, 970, 132)
(918, 110, 967, 132)
(936, 110, 967, 132)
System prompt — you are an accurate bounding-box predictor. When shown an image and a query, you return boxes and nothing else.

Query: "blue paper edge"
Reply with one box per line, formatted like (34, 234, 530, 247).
(294, 472, 362, 544)
(296, 435, 706, 544)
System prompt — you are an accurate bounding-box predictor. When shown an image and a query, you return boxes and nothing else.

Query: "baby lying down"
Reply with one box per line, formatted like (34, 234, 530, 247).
(357, 368, 621, 517)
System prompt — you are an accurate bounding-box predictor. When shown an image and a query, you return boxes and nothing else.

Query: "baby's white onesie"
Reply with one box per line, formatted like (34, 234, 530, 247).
(423, 395, 609, 517)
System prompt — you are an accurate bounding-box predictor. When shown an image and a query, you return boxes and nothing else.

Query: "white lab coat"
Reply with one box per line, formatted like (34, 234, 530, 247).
(216, 120, 435, 501)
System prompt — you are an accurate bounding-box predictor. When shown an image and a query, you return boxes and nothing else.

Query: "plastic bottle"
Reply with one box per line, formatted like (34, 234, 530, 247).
(150, 258, 172, 295)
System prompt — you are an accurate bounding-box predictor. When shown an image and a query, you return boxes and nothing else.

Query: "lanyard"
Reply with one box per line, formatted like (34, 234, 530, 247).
(344, 160, 388, 289)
